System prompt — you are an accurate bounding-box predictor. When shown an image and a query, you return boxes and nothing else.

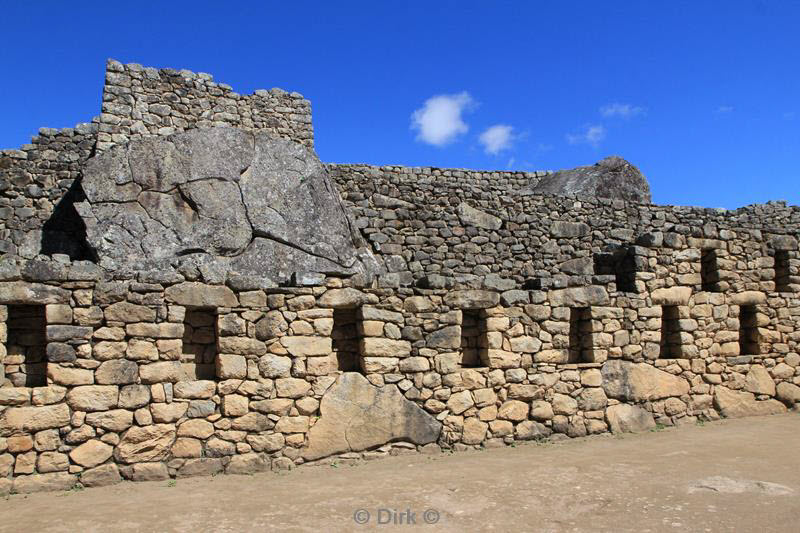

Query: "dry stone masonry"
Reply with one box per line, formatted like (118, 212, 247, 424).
(0, 60, 798, 495)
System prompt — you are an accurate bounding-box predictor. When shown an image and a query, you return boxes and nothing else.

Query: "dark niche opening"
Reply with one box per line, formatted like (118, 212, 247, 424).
(700, 249, 721, 292)
(5, 305, 47, 387)
(40, 180, 98, 261)
(460, 309, 486, 368)
(332, 308, 362, 372)
(182, 308, 219, 380)
(739, 305, 761, 356)
(774, 250, 791, 292)
(568, 307, 594, 363)
(593, 246, 638, 293)
(659, 305, 682, 358)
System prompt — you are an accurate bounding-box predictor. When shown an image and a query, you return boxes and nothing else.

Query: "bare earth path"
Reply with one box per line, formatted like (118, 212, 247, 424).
(1, 414, 798, 532)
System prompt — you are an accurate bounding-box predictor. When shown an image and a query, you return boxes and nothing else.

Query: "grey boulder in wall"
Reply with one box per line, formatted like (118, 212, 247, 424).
(522, 155, 651, 203)
(302, 372, 441, 461)
(76, 127, 379, 282)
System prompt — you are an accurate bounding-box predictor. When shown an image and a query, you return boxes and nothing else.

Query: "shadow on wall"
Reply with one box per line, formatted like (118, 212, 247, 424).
(40, 180, 97, 262)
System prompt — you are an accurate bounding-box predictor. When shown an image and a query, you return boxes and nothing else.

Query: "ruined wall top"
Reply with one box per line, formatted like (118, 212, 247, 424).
(97, 59, 314, 152)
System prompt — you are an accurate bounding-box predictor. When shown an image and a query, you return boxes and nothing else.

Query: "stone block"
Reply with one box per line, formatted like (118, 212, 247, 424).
(114, 424, 176, 464)
(104, 301, 156, 323)
(96, 359, 139, 385)
(498, 400, 529, 421)
(0, 282, 69, 304)
(651, 287, 692, 306)
(216, 354, 247, 379)
(602, 360, 689, 401)
(317, 288, 372, 308)
(280, 336, 331, 357)
(360, 337, 411, 358)
(221, 394, 248, 417)
(66, 386, 119, 412)
(173, 380, 216, 399)
(444, 290, 500, 309)
(12, 472, 77, 494)
(45, 304, 72, 324)
(85, 409, 134, 432)
(548, 286, 609, 307)
(362, 357, 399, 373)
(165, 282, 238, 307)
(80, 464, 121, 487)
(713, 386, 786, 418)
(486, 349, 520, 368)
(139, 361, 183, 383)
(151, 402, 188, 423)
(426, 326, 461, 349)
(47, 365, 92, 386)
(275, 378, 312, 398)
(46, 325, 93, 342)
(302, 373, 440, 460)
(606, 404, 656, 434)
(69, 439, 113, 468)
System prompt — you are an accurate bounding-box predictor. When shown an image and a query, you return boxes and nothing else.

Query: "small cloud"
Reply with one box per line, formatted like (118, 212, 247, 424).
(600, 103, 645, 119)
(506, 157, 516, 169)
(716, 105, 734, 114)
(566, 124, 606, 148)
(479, 124, 514, 155)
(783, 111, 796, 120)
(410, 92, 474, 146)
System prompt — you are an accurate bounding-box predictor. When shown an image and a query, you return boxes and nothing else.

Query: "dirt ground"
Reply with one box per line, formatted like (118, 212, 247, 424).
(1, 413, 798, 532)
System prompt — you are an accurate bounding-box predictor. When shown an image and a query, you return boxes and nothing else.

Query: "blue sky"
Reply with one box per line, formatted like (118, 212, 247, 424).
(1, 1, 798, 208)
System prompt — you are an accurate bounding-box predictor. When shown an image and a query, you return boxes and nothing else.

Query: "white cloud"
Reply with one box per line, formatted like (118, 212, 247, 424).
(479, 124, 514, 155)
(600, 103, 645, 119)
(716, 105, 734, 114)
(410, 92, 474, 146)
(566, 124, 606, 148)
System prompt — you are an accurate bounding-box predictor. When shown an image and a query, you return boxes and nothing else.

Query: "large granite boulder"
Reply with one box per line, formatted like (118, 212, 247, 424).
(302, 373, 441, 460)
(522, 156, 651, 203)
(605, 404, 656, 434)
(713, 386, 787, 418)
(76, 127, 379, 282)
(601, 360, 689, 402)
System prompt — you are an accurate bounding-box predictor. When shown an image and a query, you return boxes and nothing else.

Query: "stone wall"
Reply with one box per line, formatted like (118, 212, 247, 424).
(1, 61, 799, 495)
(0, 264, 798, 494)
(0, 126, 98, 260)
(328, 163, 800, 292)
(97, 60, 314, 152)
